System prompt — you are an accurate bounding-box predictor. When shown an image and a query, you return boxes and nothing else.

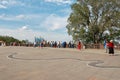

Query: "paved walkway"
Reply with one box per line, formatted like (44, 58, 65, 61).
(0, 46, 120, 80)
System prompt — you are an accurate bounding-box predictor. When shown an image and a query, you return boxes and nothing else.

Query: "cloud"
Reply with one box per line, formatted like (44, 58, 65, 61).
(0, 14, 5, 18)
(0, 27, 72, 42)
(19, 25, 29, 31)
(0, 0, 24, 9)
(0, 28, 35, 42)
(0, 14, 12, 20)
(41, 14, 68, 31)
(0, 13, 68, 31)
(0, 4, 7, 8)
(0, 14, 26, 21)
(0, 0, 73, 42)
(16, 14, 25, 19)
(44, 0, 73, 4)
(1, 1, 8, 5)
(0, 0, 8, 8)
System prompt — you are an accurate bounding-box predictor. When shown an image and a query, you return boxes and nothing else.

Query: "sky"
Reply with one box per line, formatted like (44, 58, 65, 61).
(0, 0, 76, 42)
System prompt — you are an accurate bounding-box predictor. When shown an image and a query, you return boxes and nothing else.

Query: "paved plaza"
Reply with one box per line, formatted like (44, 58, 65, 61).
(0, 46, 120, 80)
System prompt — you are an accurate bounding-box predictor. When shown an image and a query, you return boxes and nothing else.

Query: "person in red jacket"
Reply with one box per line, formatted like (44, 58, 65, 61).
(77, 41, 81, 50)
(108, 40, 114, 56)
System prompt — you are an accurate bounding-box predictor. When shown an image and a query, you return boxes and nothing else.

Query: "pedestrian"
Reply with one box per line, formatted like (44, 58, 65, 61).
(106, 40, 109, 53)
(33, 42, 36, 47)
(104, 39, 109, 53)
(108, 40, 114, 56)
(77, 41, 81, 50)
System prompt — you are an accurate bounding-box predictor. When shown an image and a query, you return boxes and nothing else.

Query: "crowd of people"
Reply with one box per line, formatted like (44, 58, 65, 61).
(1, 38, 117, 55)
(1, 40, 83, 50)
(33, 40, 81, 49)
(33, 40, 83, 50)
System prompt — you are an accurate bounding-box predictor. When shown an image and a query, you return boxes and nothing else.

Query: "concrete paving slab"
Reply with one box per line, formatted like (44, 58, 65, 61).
(0, 46, 120, 80)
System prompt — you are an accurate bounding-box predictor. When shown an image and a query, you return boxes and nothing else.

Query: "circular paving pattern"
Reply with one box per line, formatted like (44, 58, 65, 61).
(8, 53, 120, 69)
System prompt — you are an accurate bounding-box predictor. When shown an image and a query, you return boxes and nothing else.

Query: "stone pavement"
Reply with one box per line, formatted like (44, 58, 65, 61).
(0, 46, 120, 80)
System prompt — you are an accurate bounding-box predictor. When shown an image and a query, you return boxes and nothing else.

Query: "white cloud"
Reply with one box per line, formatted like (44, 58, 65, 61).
(0, 27, 72, 42)
(0, 14, 26, 21)
(41, 14, 68, 31)
(44, 0, 73, 4)
(0, 14, 47, 22)
(19, 25, 29, 31)
(0, 4, 7, 8)
(0, 28, 38, 42)
(0, 14, 13, 20)
(0, 14, 5, 18)
(1, 1, 8, 5)
(16, 14, 25, 19)
(0, 0, 24, 9)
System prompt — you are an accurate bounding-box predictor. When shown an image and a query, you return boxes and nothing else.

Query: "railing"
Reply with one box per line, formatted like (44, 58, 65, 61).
(85, 44, 120, 50)
(85, 44, 101, 49)
(115, 44, 120, 50)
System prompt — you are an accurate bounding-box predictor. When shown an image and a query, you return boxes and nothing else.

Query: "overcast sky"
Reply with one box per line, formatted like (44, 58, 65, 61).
(0, 0, 76, 42)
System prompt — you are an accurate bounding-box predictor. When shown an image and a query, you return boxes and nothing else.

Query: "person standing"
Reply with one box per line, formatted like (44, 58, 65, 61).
(106, 40, 109, 53)
(77, 41, 81, 50)
(104, 39, 109, 53)
(33, 42, 36, 47)
(108, 40, 114, 56)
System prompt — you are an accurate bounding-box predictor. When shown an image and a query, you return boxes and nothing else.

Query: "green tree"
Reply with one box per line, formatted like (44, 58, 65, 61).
(66, 0, 120, 44)
(0, 36, 20, 45)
